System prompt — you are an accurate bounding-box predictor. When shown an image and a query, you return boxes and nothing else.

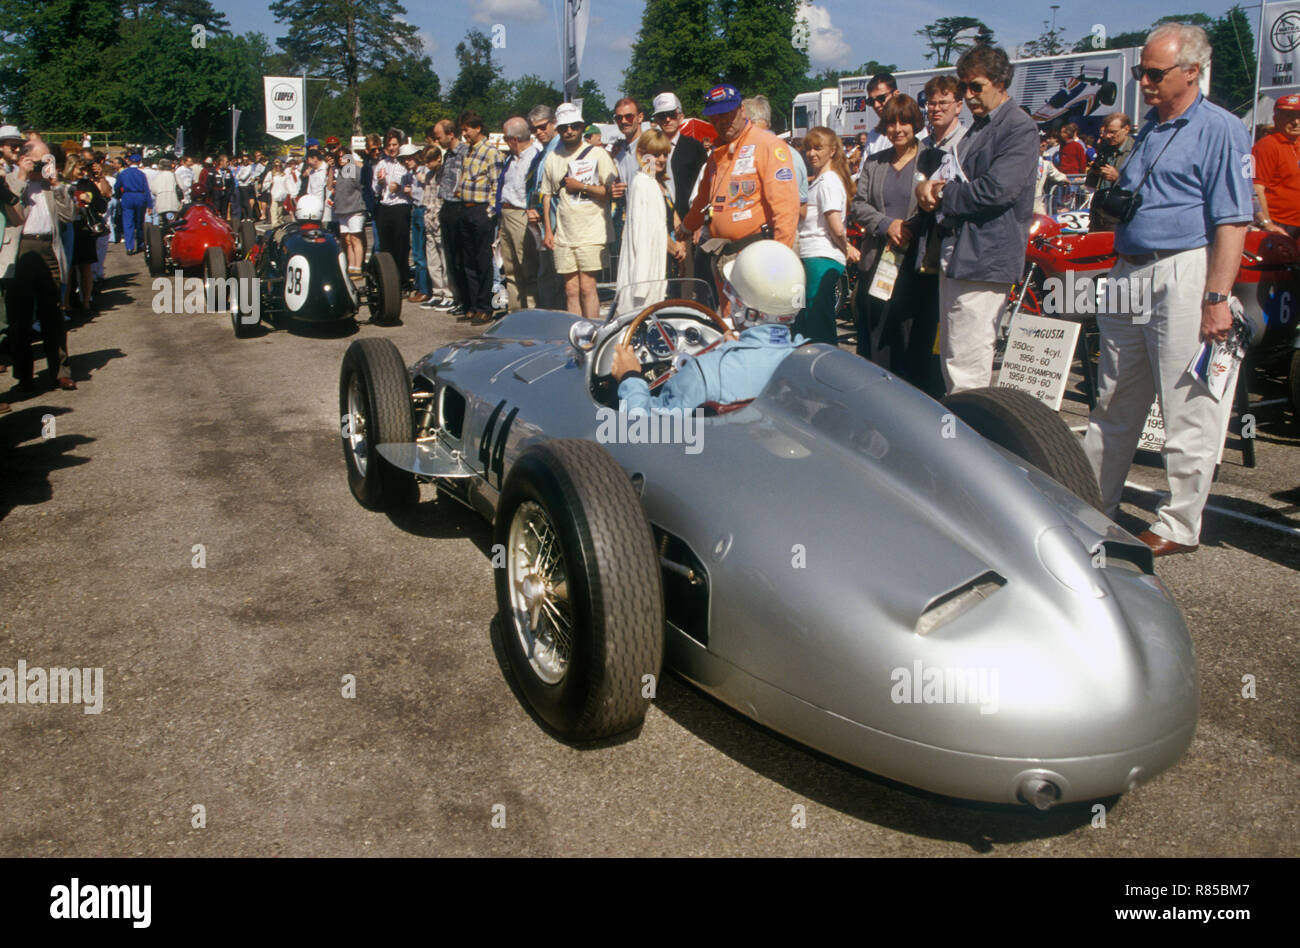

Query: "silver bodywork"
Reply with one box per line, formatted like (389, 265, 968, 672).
(380, 306, 1198, 807)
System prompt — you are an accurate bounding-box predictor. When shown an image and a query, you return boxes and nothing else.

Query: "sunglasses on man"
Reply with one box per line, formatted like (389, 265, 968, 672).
(1131, 64, 1183, 83)
(869, 93, 891, 106)
(529, 122, 551, 134)
(651, 112, 677, 124)
(956, 81, 988, 96)
(558, 122, 584, 132)
(614, 113, 639, 123)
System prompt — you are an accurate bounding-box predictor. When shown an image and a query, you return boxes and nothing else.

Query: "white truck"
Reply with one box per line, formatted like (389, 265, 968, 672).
(790, 87, 841, 138)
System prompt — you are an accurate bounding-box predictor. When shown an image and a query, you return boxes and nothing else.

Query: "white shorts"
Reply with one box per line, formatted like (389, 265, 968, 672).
(339, 213, 365, 234)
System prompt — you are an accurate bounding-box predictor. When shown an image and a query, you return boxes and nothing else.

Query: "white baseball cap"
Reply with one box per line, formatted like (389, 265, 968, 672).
(652, 93, 682, 116)
(555, 102, 584, 126)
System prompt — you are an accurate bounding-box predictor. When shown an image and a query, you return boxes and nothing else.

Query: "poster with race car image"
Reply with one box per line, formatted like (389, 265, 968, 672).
(836, 47, 1205, 139)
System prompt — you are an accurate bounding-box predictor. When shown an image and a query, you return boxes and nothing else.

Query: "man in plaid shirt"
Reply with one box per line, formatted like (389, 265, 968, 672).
(453, 110, 504, 325)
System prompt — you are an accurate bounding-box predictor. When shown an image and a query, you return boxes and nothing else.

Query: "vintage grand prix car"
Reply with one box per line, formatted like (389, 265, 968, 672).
(227, 218, 402, 337)
(143, 203, 255, 282)
(337, 278, 1198, 809)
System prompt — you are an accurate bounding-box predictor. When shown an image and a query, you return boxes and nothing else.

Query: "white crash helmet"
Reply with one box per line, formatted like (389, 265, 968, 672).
(719, 240, 805, 329)
(295, 194, 324, 220)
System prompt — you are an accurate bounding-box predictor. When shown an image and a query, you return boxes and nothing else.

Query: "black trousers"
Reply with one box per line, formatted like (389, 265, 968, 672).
(440, 201, 467, 305)
(5, 238, 70, 383)
(456, 204, 495, 313)
(238, 184, 257, 221)
(375, 203, 412, 286)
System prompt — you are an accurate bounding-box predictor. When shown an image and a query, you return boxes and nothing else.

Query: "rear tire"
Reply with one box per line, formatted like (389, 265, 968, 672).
(144, 223, 164, 277)
(339, 338, 417, 510)
(367, 251, 402, 325)
(230, 259, 258, 337)
(495, 440, 664, 741)
(943, 386, 1103, 510)
(1098, 81, 1117, 106)
(1289, 349, 1300, 424)
(238, 220, 257, 259)
(204, 245, 227, 283)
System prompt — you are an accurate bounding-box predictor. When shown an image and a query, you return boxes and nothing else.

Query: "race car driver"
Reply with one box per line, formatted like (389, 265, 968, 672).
(611, 240, 805, 415)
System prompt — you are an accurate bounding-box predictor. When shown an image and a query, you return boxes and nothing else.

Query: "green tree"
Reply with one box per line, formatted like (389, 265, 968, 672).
(270, 0, 422, 136)
(916, 17, 995, 67)
(121, 0, 230, 33)
(717, 0, 809, 130)
(623, 0, 724, 114)
(806, 61, 898, 87)
(576, 78, 609, 123)
(1021, 20, 1066, 58)
(0, 0, 122, 124)
(500, 74, 563, 119)
(447, 29, 502, 119)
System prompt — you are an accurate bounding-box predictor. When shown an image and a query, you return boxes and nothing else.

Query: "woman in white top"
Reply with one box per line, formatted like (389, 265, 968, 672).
(266, 160, 288, 226)
(150, 158, 183, 219)
(614, 128, 686, 313)
(795, 127, 859, 345)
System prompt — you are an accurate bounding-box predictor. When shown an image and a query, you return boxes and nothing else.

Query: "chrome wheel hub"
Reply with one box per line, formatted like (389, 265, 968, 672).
(507, 501, 572, 684)
(346, 375, 368, 477)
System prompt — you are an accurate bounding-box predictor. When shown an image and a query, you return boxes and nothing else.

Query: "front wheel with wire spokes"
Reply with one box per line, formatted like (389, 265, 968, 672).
(494, 439, 664, 740)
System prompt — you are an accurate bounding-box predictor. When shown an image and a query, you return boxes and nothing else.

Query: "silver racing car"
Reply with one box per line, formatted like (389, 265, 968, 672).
(338, 278, 1198, 809)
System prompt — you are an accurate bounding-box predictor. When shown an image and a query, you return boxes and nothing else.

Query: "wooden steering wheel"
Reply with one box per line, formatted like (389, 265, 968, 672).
(619, 298, 730, 389)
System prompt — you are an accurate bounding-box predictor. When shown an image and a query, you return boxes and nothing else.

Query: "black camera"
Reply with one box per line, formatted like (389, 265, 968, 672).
(1095, 186, 1142, 225)
(1084, 141, 1120, 189)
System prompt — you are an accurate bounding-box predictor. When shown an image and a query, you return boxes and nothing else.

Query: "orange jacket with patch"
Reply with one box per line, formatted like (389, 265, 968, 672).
(682, 122, 799, 247)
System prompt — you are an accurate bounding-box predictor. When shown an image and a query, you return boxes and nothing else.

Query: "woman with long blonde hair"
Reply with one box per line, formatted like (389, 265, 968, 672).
(614, 127, 687, 311)
(795, 126, 859, 344)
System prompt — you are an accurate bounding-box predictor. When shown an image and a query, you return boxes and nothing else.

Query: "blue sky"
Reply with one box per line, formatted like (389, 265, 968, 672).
(221, 0, 1255, 103)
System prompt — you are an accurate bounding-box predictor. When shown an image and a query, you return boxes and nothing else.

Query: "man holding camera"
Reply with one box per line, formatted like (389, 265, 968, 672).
(1086, 113, 1134, 232)
(1082, 23, 1252, 556)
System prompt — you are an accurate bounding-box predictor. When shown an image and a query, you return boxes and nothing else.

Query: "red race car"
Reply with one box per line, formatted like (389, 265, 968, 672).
(143, 204, 256, 281)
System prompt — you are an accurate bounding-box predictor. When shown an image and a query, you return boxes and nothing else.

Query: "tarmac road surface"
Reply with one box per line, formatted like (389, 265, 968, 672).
(1, 242, 1297, 856)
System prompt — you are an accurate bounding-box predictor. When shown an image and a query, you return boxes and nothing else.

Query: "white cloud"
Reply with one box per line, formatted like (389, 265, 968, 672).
(471, 0, 547, 25)
(796, 2, 851, 67)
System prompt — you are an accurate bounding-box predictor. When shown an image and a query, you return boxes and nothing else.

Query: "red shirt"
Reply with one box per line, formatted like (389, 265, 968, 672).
(1056, 139, 1087, 174)
(1252, 131, 1300, 227)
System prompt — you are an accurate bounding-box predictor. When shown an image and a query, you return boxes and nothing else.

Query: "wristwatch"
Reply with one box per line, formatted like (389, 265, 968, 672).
(1203, 291, 1229, 304)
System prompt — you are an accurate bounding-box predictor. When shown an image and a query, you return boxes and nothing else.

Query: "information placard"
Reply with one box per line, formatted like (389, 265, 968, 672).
(996, 313, 1081, 411)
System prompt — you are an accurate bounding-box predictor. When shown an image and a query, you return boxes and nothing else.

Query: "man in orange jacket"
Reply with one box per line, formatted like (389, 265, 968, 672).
(678, 84, 799, 315)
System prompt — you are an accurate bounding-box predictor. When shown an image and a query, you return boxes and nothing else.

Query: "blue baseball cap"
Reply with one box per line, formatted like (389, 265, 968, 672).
(128, 153, 142, 162)
(702, 83, 743, 116)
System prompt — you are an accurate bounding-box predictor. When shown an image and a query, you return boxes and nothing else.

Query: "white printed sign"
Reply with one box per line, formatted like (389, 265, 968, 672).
(264, 76, 305, 141)
(996, 312, 1082, 411)
(1261, 2, 1300, 97)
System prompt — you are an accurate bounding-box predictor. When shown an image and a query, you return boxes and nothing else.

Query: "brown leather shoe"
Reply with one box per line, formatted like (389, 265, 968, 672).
(0, 401, 10, 413)
(55, 377, 77, 391)
(470, 310, 493, 325)
(1137, 529, 1198, 557)
(408, 292, 430, 303)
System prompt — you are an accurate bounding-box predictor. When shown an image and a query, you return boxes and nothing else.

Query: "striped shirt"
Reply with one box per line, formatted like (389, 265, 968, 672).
(454, 139, 504, 207)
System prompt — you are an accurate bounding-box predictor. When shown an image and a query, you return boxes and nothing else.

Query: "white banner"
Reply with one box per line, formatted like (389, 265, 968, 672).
(264, 76, 305, 141)
(572, 0, 589, 71)
(1260, 2, 1300, 98)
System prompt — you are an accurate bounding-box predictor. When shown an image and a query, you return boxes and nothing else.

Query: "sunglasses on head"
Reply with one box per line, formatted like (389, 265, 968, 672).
(1131, 64, 1182, 83)
(957, 80, 987, 96)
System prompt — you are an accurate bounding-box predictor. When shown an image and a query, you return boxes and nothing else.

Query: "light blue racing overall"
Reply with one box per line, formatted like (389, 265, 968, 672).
(617, 324, 799, 415)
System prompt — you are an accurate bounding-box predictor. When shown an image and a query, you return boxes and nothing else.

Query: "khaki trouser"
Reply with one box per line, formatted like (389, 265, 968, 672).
(424, 196, 452, 298)
(499, 207, 537, 311)
(937, 275, 1009, 393)
(1082, 248, 1232, 546)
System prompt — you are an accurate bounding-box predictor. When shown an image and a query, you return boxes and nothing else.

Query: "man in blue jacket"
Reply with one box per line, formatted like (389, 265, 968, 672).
(115, 153, 153, 254)
(915, 44, 1039, 393)
(612, 240, 805, 414)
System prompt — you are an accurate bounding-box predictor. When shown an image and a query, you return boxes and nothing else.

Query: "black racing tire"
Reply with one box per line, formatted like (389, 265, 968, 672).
(494, 439, 664, 741)
(1289, 349, 1300, 424)
(1098, 81, 1118, 106)
(338, 338, 417, 510)
(230, 259, 258, 337)
(238, 219, 257, 259)
(367, 251, 402, 325)
(203, 245, 227, 283)
(144, 223, 164, 277)
(942, 386, 1104, 510)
